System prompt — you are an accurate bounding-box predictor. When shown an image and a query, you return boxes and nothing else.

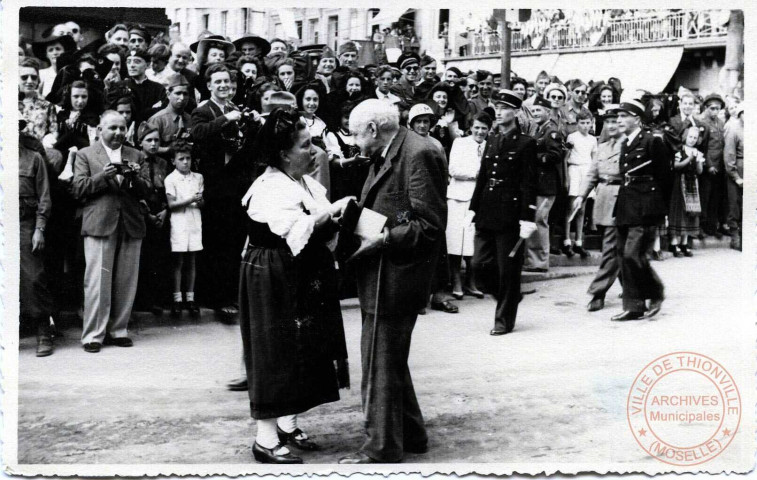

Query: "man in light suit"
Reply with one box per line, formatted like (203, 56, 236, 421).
(339, 99, 447, 464)
(71, 111, 152, 352)
(573, 106, 623, 312)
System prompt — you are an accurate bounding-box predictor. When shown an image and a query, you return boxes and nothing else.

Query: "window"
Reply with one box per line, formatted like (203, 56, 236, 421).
(296, 20, 303, 40)
(439, 9, 450, 37)
(221, 11, 228, 35)
(309, 18, 319, 43)
(328, 15, 339, 51)
(202, 14, 209, 30)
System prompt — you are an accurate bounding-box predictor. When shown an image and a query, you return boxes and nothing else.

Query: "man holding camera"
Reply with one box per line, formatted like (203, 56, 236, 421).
(71, 111, 152, 352)
(190, 63, 247, 322)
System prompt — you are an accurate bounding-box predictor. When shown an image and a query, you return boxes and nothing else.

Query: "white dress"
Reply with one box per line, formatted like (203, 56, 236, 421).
(165, 170, 204, 252)
(446, 136, 484, 257)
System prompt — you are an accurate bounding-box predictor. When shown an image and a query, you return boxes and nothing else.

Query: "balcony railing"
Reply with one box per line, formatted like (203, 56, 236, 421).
(452, 10, 728, 58)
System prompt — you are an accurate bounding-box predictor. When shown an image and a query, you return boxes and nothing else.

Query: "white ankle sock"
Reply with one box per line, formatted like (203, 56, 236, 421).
(173, 292, 182, 302)
(277, 414, 297, 433)
(185, 291, 195, 302)
(256, 418, 282, 449)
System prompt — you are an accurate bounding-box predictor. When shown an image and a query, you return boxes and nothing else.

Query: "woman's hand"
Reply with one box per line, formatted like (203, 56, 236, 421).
(329, 196, 357, 217)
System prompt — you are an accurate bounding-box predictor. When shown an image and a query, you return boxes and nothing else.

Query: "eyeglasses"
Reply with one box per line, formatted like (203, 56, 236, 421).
(20, 74, 39, 81)
(549, 95, 565, 101)
(404, 66, 419, 72)
(573, 90, 588, 95)
(71, 28, 80, 33)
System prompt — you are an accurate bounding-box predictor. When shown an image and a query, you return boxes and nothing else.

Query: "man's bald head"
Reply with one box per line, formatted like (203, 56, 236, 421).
(99, 110, 128, 149)
(168, 42, 193, 72)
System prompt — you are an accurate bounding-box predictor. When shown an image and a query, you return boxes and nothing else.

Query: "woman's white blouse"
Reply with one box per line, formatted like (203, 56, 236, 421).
(242, 167, 331, 256)
(447, 136, 485, 201)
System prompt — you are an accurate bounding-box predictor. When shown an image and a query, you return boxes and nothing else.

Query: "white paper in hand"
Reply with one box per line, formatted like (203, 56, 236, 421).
(354, 207, 387, 239)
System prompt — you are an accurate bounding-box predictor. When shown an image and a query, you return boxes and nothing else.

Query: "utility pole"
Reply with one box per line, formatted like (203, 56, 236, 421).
(493, 9, 510, 89)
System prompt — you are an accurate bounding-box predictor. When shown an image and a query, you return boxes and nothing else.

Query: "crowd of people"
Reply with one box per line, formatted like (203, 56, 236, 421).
(17, 15, 744, 465)
(19, 20, 743, 350)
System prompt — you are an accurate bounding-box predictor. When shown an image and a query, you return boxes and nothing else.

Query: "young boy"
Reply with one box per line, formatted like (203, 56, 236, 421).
(164, 140, 204, 317)
(564, 110, 597, 258)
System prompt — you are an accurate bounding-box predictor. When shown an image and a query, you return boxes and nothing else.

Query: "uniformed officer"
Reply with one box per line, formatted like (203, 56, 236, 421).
(572, 105, 623, 311)
(612, 100, 671, 321)
(469, 89, 538, 335)
(523, 95, 564, 273)
(19, 123, 54, 356)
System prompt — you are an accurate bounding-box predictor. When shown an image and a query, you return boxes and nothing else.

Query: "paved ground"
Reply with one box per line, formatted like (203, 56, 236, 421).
(16, 248, 751, 468)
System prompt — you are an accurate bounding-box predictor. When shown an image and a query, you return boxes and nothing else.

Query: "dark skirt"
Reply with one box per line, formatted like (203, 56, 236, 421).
(668, 171, 700, 236)
(239, 237, 348, 419)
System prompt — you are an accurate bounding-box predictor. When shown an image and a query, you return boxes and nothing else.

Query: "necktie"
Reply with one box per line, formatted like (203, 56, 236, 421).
(373, 154, 385, 175)
(177, 115, 184, 131)
(477, 143, 484, 157)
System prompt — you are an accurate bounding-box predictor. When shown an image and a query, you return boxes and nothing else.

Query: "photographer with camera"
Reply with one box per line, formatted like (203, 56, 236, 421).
(71, 111, 152, 353)
(190, 63, 247, 322)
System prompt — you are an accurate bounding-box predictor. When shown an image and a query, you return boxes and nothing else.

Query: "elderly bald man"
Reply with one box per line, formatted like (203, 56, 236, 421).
(339, 99, 447, 464)
(71, 111, 152, 352)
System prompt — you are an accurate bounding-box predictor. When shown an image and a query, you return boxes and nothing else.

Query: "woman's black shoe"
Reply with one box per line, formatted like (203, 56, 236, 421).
(561, 244, 575, 257)
(186, 301, 200, 317)
(573, 245, 589, 258)
(672, 245, 683, 258)
(252, 442, 303, 464)
(680, 245, 693, 257)
(652, 250, 664, 261)
(277, 427, 321, 451)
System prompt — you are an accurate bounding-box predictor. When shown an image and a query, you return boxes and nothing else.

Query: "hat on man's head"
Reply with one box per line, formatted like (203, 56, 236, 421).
(320, 46, 337, 59)
(338, 41, 358, 56)
(408, 102, 436, 125)
(446, 67, 463, 78)
(232, 33, 271, 57)
(617, 100, 646, 117)
(167, 73, 190, 90)
(702, 93, 726, 109)
(491, 89, 522, 109)
(126, 48, 150, 63)
(543, 82, 567, 99)
(396, 52, 421, 70)
(602, 104, 621, 118)
(137, 121, 159, 144)
(532, 95, 551, 109)
(421, 55, 436, 67)
(128, 25, 151, 45)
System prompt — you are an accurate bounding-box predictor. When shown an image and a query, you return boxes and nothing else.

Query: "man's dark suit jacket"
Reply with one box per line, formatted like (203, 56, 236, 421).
(71, 141, 151, 239)
(190, 99, 242, 200)
(355, 127, 447, 315)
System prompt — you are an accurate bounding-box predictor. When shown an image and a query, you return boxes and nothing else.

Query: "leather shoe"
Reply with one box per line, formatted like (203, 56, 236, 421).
(170, 301, 182, 317)
(611, 311, 644, 322)
(83, 342, 102, 353)
(277, 427, 320, 451)
(587, 297, 604, 312)
(489, 328, 508, 336)
(252, 442, 303, 464)
(227, 377, 248, 391)
(523, 267, 547, 273)
(36, 334, 54, 357)
(643, 299, 663, 319)
(652, 250, 664, 261)
(463, 287, 484, 298)
(103, 335, 133, 347)
(430, 300, 458, 313)
(561, 244, 575, 257)
(680, 245, 693, 257)
(186, 301, 200, 317)
(451, 291, 464, 300)
(338, 451, 379, 464)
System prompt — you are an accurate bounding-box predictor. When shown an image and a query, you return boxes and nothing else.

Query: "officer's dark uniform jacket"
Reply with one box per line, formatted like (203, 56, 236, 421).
(533, 118, 565, 196)
(615, 128, 672, 226)
(469, 128, 538, 231)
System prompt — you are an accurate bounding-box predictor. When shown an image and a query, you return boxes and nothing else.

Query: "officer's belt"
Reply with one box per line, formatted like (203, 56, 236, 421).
(623, 174, 654, 186)
(599, 177, 622, 186)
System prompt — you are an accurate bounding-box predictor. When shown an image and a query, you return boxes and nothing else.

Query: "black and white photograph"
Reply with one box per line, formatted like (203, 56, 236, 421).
(4, 3, 754, 476)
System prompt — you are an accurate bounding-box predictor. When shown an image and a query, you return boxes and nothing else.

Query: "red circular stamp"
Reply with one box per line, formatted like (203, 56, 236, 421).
(627, 352, 741, 466)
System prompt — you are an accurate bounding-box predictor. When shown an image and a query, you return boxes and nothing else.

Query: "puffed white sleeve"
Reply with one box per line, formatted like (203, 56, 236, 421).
(245, 176, 315, 256)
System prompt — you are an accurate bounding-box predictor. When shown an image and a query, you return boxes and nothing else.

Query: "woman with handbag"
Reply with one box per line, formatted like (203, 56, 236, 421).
(668, 125, 704, 257)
